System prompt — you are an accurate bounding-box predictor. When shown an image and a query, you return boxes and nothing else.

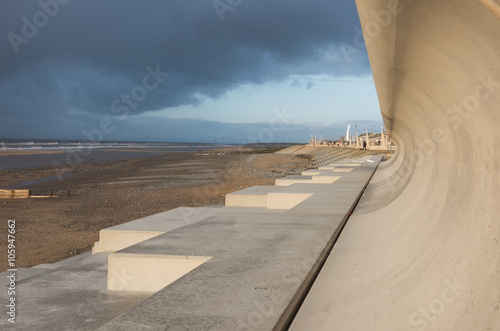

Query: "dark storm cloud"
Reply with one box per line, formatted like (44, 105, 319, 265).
(0, 0, 371, 140)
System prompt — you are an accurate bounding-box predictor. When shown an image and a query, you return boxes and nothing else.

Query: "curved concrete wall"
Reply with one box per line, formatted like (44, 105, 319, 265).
(359, 0, 500, 328)
(294, 0, 500, 329)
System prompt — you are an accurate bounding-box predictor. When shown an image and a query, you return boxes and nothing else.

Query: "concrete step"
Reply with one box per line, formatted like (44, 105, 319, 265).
(275, 175, 313, 186)
(225, 185, 281, 207)
(93, 207, 221, 253)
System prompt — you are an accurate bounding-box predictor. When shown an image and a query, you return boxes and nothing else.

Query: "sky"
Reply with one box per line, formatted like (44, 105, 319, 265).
(0, 0, 382, 144)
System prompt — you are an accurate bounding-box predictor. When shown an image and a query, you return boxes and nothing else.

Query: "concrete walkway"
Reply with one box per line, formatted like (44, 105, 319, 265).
(0, 155, 382, 330)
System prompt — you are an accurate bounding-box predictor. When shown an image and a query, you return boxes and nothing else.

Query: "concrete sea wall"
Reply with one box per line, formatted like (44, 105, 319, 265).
(291, 1, 500, 329)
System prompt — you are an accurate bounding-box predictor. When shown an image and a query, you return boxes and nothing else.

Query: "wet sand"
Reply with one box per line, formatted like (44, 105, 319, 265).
(0, 149, 312, 271)
(0, 149, 174, 170)
(0, 151, 65, 156)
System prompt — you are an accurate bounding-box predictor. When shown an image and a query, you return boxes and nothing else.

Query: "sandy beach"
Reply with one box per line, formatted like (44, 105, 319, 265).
(0, 148, 312, 272)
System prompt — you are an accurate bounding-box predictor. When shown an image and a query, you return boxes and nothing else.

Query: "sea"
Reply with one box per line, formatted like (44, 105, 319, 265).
(0, 138, 227, 170)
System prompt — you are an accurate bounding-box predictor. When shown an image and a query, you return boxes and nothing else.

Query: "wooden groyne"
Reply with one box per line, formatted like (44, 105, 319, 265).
(0, 189, 31, 198)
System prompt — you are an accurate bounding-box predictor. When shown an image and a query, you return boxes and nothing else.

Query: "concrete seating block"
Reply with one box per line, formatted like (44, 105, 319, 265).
(108, 254, 211, 292)
(334, 163, 362, 166)
(301, 170, 323, 176)
(319, 164, 361, 169)
(225, 186, 280, 207)
(329, 168, 353, 172)
(93, 230, 166, 254)
(92, 207, 220, 253)
(275, 175, 313, 186)
(267, 192, 313, 209)
(311, 175, 341, 184)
